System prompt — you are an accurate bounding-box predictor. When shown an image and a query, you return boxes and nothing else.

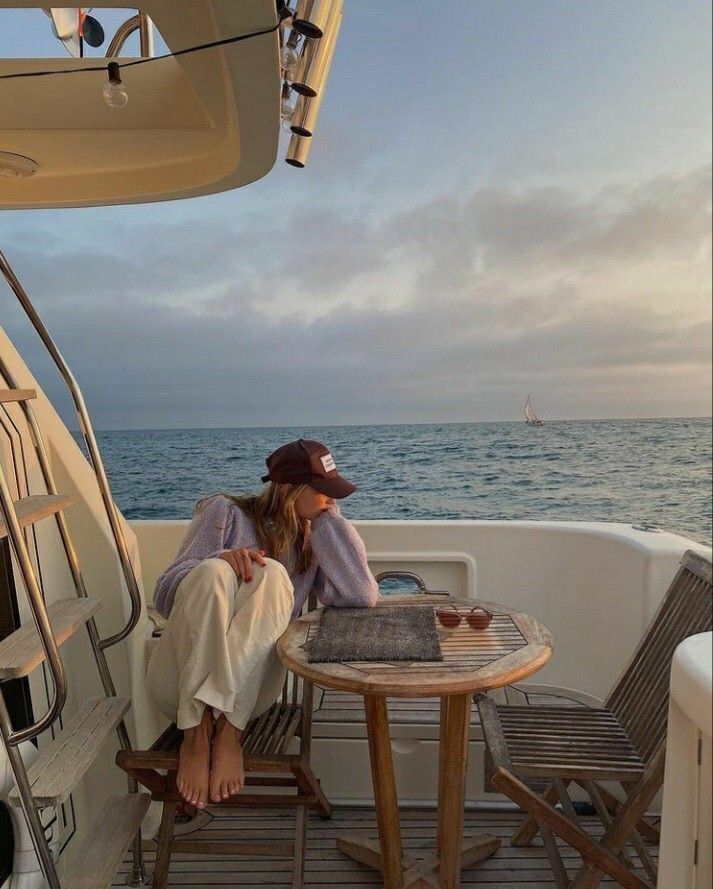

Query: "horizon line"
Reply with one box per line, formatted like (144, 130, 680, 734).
(88, 415, 713, 434)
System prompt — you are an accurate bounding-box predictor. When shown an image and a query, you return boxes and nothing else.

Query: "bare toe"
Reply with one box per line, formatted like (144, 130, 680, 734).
(177, 714, 212, 812)
(210, 717, 245, 804)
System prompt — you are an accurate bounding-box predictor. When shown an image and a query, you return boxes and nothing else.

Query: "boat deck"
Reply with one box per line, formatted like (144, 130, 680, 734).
(114, 805, 658, 887)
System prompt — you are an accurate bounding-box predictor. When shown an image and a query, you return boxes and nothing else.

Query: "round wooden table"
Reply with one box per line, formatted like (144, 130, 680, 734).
(277, 597, 554, 889)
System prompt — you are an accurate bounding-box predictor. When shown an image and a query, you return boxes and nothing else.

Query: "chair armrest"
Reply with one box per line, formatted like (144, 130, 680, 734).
(474, 693, 512, 772)
(512, 682, 603, 709)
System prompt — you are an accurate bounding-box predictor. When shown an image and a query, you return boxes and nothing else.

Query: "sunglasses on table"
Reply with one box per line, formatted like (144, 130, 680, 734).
(435, 604, 493, 630)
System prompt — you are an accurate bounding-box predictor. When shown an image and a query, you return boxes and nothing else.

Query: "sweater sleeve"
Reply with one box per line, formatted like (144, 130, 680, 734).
(153, 494, 237, 618)
(309, 504, 380, 608)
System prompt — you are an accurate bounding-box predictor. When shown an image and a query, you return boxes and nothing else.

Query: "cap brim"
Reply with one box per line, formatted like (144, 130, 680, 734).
(310, 475, 358, 499)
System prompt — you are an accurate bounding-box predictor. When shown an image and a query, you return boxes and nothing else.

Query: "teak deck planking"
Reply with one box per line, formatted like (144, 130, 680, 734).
(112, 806, 658, 887)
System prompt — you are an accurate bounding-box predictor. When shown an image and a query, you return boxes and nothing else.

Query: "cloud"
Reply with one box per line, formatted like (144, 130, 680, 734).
(0, 165, 710, 428)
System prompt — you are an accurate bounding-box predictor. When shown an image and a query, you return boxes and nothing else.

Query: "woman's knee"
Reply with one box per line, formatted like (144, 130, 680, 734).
(176, 558, 236, 606)
(261, 557, 292, 584)
(255, 559, 294, 595)
(252, 559, 294, 607)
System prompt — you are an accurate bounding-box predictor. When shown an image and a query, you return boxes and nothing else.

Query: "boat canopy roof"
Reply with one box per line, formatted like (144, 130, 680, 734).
(0, 1, 280, 208)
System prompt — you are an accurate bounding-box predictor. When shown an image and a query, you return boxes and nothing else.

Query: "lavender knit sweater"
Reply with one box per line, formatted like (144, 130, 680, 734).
(153, 494, 380, 619)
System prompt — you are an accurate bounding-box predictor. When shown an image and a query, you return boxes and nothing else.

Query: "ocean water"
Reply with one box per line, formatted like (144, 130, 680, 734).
(91, 418, 712, 544)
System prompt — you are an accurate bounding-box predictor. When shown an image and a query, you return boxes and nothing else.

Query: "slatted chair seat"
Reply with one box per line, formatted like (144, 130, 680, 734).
(138, 699, 305, 766)
(243, 699, 302, 756)
(494, 705, 646, 782)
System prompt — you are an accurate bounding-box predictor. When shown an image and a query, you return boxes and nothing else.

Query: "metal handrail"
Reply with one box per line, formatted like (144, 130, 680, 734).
(0, 468, 67, 746)
(0, 356, 121, 688)
(0, 250, 143, 650)
(106, 11, 152, 58)
(0, 694, 61, 888)
(0, 368, 147, 883)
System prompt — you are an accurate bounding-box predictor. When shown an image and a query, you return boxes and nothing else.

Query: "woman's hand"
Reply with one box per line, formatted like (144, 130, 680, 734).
(219, 547, 267, 583)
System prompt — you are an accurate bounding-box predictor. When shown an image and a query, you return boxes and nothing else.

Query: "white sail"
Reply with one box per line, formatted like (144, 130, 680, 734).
(524, 395, 544, 426)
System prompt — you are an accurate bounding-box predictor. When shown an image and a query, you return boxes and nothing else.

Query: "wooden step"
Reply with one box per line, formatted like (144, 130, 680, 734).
(8, 697, 131, 807)
(0, 597, 101, 680)
(59, 793, 150, 889)
(0, 493, 73, 540)
(0, 388, 37, 403)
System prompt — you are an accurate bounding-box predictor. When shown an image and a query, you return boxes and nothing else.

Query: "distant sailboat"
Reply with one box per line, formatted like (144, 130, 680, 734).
(524, 395, 544, 427)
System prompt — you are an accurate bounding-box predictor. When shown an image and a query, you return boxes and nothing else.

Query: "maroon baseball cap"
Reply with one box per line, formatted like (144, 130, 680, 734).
(261, 439, 357, 499)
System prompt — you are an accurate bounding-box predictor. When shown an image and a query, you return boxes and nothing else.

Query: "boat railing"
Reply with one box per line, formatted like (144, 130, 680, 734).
(105, 11, 154, 58)
(0, 249, 143, 651)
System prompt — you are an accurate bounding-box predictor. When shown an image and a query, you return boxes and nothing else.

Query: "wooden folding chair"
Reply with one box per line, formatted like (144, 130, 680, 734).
(117, 594, 331, 889)
(476, 549, 712, 889)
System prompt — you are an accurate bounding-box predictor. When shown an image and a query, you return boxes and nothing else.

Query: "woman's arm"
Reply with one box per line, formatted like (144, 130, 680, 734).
(309, 504, 379, 608)
(153, 494, 237, 617)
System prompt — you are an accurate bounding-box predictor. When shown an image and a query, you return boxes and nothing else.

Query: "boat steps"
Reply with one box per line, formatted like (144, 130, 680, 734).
(8, 696, 130, 808)
(0, 287, 148, 887)
(0, 387, 37, 403)
(0, 493, 73, 540)
(0, 597, 101, 679)
(59, 792, 151, 889)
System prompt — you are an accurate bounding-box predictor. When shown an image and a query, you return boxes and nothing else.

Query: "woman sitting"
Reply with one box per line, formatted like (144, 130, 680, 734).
(146, 439, 379, 810)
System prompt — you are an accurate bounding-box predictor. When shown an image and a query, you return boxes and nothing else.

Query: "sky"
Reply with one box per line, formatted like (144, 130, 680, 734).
(0, 0, 711, 430)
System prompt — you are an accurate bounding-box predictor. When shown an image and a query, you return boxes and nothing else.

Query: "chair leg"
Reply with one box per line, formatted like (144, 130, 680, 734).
(553, 779, 581, 823)
(570, 751, 665, 889)
(540, 824, 571, 889)
(626, 828, 658, 885)
(511, 781, 561, 846)
(152, 798, 178, 889)
(291, 803, 308, 889)
(491, 767, 648, 889)
(582, 781, 635, 868)
(596, 787, 659, 880)
(292, 758, 332, 819)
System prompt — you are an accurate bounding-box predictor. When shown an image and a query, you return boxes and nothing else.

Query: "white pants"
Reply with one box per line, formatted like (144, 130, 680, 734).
(146, 557, 294, 731)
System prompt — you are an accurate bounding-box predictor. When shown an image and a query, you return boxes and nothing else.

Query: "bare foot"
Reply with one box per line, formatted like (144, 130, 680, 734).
(177, 708, 213, 810)
(209, 716, 245, 803)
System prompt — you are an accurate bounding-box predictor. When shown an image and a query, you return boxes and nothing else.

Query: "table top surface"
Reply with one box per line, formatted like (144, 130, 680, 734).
(276, 596, 554, 697)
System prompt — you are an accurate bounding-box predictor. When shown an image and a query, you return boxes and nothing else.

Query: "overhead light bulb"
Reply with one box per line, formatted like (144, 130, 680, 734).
(281, 40, 301, 79)
(102, 62, 129, 109)
(280, 82, 296, 129)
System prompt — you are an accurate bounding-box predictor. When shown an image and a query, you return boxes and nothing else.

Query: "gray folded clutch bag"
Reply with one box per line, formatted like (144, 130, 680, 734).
(308, 605, 443, 663)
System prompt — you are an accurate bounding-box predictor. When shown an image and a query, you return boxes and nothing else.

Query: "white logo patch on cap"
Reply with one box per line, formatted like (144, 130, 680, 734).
(320, 453, 336, 473)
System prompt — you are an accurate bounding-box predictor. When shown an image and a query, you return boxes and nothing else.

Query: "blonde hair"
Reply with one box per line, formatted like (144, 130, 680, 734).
(197, 483, 313, 576)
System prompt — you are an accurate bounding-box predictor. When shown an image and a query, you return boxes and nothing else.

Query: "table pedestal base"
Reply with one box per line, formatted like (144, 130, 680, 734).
(337, 832, 501, 888)
(338, 693, 501, 888)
